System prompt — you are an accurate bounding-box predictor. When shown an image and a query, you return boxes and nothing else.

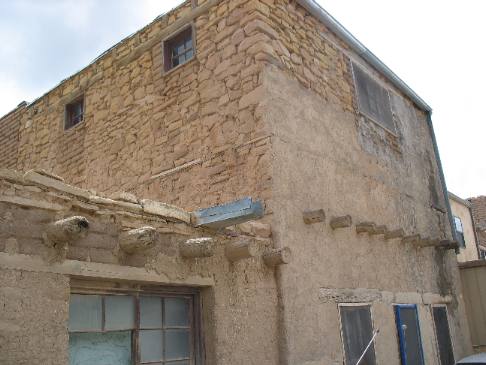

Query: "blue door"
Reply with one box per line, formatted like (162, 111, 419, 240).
(395, 305, 425, 365)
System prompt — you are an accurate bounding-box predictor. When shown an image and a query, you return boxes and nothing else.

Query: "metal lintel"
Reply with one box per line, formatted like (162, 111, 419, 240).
(192, 197, 264, 229)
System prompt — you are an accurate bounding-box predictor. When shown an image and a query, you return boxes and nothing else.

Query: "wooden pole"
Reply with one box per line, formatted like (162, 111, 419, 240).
(370, 225, 387, 236)
(225, 238, 258, 262)
(385, 229, 405, 240)
(402, 234, 421, 244)
(180, 237, 214, 258)
(119, 226, 157, 254)
(44, 216, 89, 247)
(330, 215, 352, 230)
(356, 222, 376, 234)
(263, 247, 291, 267)
(303, 209, 326, 224)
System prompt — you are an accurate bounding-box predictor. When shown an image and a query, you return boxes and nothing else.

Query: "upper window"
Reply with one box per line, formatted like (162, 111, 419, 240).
(480, 249, 486, 260)
(65, 96, 84, 130)
(339, 304, 377, 365)
(68, 290, 200, 365)
(453, 216, 465, 248)
(353, 63, 396, 133)
(164, 27, 194, 72)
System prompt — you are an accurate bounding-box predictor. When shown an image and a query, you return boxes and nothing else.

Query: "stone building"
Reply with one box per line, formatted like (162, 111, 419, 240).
(0, 0, 474, 364)
(469, 196, 486, 259)
(449, 192, 480, 262)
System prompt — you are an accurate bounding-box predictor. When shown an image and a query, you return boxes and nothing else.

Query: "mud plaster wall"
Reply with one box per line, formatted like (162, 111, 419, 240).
(262, 64, 472, 364)
(450, 198, 478, 262)
(0, 268, 69, 365)
(0, 174, 280, 365)
(6, 0, 272, 211)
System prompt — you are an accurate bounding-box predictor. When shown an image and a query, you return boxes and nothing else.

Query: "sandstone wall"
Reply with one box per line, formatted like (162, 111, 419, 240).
(7, 0, 272, 211)
(0, 170, 279, 364)
(450, 197, 478, 262)
(0, 103, 25, 170)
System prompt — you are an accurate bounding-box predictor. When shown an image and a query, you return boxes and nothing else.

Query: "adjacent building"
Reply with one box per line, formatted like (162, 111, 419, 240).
(469, 196, 486, 259)
(449, 192, 479, 262)
(0, 0, 473, 364)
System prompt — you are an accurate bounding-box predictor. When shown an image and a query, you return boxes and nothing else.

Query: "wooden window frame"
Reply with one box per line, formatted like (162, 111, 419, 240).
(69, 283, 204, 365)
(431, 304, 455, 365)
(351, 62, 397, 136)
(338, 303, 377, 365)
(64, 95, 85, 131)
(162, 24, 195, 74)
(394, 304, 425, 365)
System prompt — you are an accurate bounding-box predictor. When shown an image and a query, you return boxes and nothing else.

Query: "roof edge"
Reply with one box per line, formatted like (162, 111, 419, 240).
(448, 191, 471, 208)
(296, 0, 432, 112)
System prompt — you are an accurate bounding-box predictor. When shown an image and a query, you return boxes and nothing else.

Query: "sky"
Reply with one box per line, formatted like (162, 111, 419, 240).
(0, 0, 484, 199)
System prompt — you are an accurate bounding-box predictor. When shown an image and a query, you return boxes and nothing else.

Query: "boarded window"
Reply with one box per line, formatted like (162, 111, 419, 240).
(339, 305, 377, 365)
(353, 64, 395, 133)
(65, 96, 84, 130)
(68, 290, 199, 365)
(432, 306, 455, 365)
(395, 305, 425, 365)
(163, 27, 194, 72)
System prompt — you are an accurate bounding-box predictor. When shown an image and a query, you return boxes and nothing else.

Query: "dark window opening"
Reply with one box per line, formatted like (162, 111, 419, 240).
(480, 249, 486, 260)
(395, 304, 425, 365)
(164, 27, 193, 72)
(65, 97, 84, 130)
(353, 63, 396, 133)
(339, 305, 377, 365)
(432, 306, 455, 365)
(68, 288, 201, 365)
(454, 216, 465, 248)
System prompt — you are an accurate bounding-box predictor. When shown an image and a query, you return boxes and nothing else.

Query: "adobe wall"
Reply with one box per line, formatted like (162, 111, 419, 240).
(0, 169, 279, 365)
(450, 197, 478, 262)
(255, 0, 472, 363)
(5, 0, 272, 211)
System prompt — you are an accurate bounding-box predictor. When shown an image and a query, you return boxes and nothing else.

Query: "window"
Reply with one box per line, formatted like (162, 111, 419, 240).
(432, 306, 455, 365)
(68, 289, 200, 365)
(65, 96, 84, 130)
(453, 216, 465, 248)
(480, 249, 486, 260)
(394, 305, 425, 365)
(352, 63, 395, 133)
(339, 304, 377, 365)
(163, 27, 194, 72)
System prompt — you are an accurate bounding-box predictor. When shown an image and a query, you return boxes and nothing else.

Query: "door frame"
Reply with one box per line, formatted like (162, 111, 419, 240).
(394, 304, 425, 365)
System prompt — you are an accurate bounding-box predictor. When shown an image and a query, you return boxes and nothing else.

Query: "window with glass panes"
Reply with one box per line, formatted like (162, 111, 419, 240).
(65, 96, 84, 130)
(68, 289, 199, 365)
(164, 27, 193, 72)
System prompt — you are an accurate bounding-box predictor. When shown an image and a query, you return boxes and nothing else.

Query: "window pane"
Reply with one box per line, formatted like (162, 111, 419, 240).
(140, 330, 163, 362)
(105, 295, 135, 331)
(395, 306, 424, 365)
(185, 49, 193, 60)
(175, 43, 185, 56)
(340, 305, 376, 365)
(69, 294, 102, 332)
(185, 38, 192, 50)
(69, 331, 132, 365)
(140, 296, 163, 329)
(165, 298, 189, 327)
(432, 307, 455, 365)
(165, 330, 190, 360)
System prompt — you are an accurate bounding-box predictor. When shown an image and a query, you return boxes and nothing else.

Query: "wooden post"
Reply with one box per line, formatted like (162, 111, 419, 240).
(225, 238, 258, 262)
(44, 216, 89, 247)
(180, 237, 214, 258)
(330, 215, 352, 230)
(402, 234, 421, 244)
(119, 227, 157, 254)
(417, 237, 441, 247)
(370, 225, 387, 236)
(356, 222, 376, 234)
(303, 209, 326, 224)
(263, 247, 291, 267)
(438, 240, 458, 250)
(385, 229, 405, 240)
